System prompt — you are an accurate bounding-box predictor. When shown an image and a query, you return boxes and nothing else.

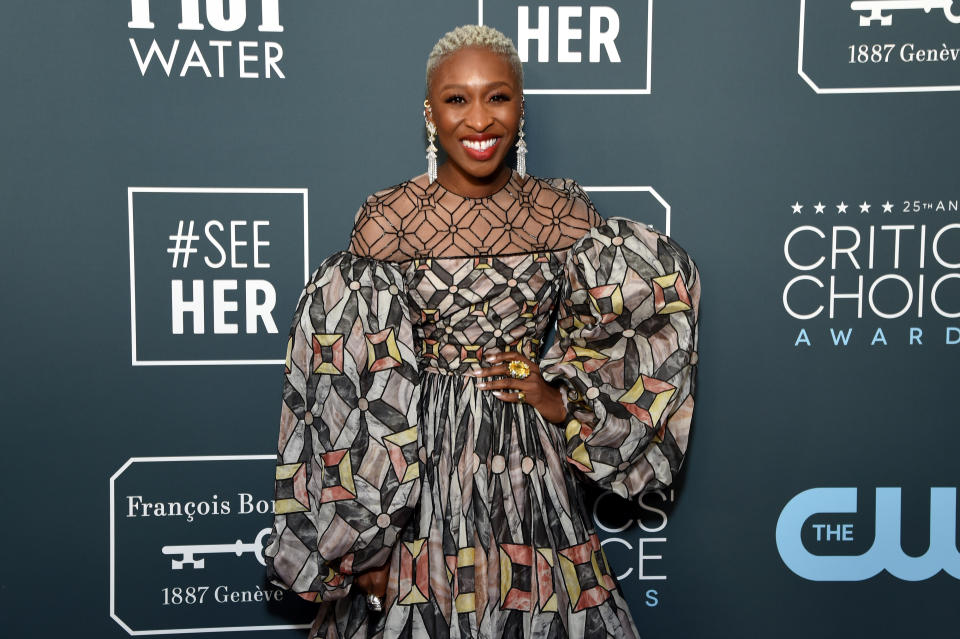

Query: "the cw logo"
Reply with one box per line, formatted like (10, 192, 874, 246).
(128, 0, 283, 32)
(776, 487, 960, 581)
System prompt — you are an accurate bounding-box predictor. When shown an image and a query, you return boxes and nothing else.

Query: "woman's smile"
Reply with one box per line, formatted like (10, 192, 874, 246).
(460, 134, 501, 160)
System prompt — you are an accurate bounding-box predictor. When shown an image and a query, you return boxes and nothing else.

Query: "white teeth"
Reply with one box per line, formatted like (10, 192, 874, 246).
(461, 137, 499, 151)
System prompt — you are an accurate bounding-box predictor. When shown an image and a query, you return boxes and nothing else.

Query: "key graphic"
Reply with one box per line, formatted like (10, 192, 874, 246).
(162, 527, 271, 569)
(850, 0, 960, 26)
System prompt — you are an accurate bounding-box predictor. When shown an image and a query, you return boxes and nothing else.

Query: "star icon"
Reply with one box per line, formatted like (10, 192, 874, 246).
(859, 201, 871, 213)
(837, 201, 848, 214)
(814, 202, 826, 214)
(791, 201, 803, 214)
(882, 201, 894, 213)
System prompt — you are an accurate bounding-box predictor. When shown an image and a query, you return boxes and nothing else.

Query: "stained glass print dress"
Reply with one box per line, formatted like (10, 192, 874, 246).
(265, 170, 700, 639)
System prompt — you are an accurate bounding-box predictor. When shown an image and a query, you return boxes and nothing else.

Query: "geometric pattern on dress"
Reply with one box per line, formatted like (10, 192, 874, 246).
(652, 271, 692, 315)
(312, 334, 344, 375)
(403, 252, 563, 375)
(447, 547, 477, 613)
(541, 217, 701, 500)
(318, 449, 356, 503)
(274, 462, 309, 514)
(267, 174, 700, 639)
(499, 543, 534, 610)
(349, 170, 600, 262)
(365, 328, 403, 371)
(618, 374, 677, 428)
(397, 538, 430, 605)
(383, 427, 419, 484)
(265, 253, 421, 603)
(557, 533, 615, 612)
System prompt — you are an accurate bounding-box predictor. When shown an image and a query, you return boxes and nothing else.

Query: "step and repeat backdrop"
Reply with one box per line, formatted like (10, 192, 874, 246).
(2, 1, 958, 637)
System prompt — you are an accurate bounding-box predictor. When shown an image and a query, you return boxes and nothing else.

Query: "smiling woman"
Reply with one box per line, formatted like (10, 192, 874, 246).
(264, 23, 701, 639)
(426, 44, 523, 196)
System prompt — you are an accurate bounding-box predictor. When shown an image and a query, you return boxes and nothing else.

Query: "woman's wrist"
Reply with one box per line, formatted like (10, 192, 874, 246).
(538, 383, 568, 424)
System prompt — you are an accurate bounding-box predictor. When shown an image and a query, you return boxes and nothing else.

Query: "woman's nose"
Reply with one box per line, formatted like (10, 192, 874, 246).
(465, 100, 494, 131)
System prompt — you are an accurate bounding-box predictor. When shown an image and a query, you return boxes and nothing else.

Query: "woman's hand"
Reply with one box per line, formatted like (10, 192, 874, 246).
(470, 352, 568, 424)
(353, 563, 389, 598)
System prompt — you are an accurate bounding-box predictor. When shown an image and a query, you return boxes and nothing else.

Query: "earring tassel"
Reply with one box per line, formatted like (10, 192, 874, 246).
(427, 141, 437, 184)
(515, 118, 527, 178)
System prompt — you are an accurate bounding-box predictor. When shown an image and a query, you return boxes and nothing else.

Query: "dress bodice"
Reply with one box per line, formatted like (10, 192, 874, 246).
(400, 252, 566, 375)
(349, 170, 603, 375)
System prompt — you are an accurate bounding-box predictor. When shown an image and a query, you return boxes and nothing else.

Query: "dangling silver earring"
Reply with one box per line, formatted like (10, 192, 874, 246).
(515, 102, 527, 178)
(424, 99, 438, 184)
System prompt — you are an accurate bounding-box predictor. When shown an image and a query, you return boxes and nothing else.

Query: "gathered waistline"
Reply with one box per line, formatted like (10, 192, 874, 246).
(421, 366, 479, 379)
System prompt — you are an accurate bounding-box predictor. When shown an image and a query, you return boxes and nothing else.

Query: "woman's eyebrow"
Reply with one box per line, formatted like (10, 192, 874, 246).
(438, 81, 512, 91)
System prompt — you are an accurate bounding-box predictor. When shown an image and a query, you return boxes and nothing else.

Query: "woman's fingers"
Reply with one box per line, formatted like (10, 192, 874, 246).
(470, 363, 509, 378)
(475, 376, 530, 391)
(478, 377, 537, 406)
(470, 350, 566, 423)
(468, 349, 549, 410)
(483, 351, 521, 364)
(471, 351, 540, 379)
(484, 351, 537, 368)
(492, 390, 526, 404)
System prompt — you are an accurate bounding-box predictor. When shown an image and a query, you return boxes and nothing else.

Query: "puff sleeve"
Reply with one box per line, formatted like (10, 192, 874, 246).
(540, 218, 700, 499)
(264, 252, 421, 602)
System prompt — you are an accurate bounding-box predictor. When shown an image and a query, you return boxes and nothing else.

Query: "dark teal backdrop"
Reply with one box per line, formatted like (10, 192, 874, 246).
(3, 1, 959, 637)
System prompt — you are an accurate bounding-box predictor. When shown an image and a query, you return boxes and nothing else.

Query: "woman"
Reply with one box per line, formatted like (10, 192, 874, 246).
(265, 24, 700, 639)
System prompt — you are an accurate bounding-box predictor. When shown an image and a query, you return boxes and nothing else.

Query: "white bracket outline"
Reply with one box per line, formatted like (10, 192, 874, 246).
(583, 185, 671, 236)
(127, 187, 310, 366)
(109, 455, 310, 635)
(798, 0, 960, 93)
(478, 0, 654, 94)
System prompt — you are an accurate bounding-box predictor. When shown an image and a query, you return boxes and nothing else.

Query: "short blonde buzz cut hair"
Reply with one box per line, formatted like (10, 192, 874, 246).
(426, 24, 524, 93)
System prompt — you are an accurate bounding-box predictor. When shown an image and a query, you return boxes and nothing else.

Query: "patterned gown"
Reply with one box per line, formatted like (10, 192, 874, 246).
(265, 170, 700, 639)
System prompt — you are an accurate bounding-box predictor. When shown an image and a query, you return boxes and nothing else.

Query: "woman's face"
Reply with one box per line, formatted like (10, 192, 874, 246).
(427, 46, 522, 186)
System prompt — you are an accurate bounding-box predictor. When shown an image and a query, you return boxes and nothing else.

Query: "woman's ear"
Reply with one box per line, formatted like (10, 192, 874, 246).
(423, 98, 435, 130)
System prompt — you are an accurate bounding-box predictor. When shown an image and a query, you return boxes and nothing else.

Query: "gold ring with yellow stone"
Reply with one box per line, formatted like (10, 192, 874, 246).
(508, 360, 531, 379)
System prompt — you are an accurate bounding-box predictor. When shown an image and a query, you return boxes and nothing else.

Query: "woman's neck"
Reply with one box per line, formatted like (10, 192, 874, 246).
(435, 163, 512, 198)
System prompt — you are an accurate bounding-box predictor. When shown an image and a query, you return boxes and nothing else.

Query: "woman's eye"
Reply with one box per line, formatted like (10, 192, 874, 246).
(490, 94, 510, 102)
(445, 95, 465, 104)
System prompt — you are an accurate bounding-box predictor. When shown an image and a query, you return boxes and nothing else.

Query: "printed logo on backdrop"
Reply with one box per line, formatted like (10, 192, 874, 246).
(781, 195, 960, 348)
(591, 488, 677, 609)
(110, 456, 315, 635)
(128, 187, 309, 365)
(128, 0, 287, 78)
(776, 487, 960, 581)
(478, 0, 652, 94)
(799, 0, 960, 93)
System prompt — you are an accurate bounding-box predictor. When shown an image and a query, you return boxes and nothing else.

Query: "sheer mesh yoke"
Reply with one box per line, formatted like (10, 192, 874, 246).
(349, 171, 601, 262)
